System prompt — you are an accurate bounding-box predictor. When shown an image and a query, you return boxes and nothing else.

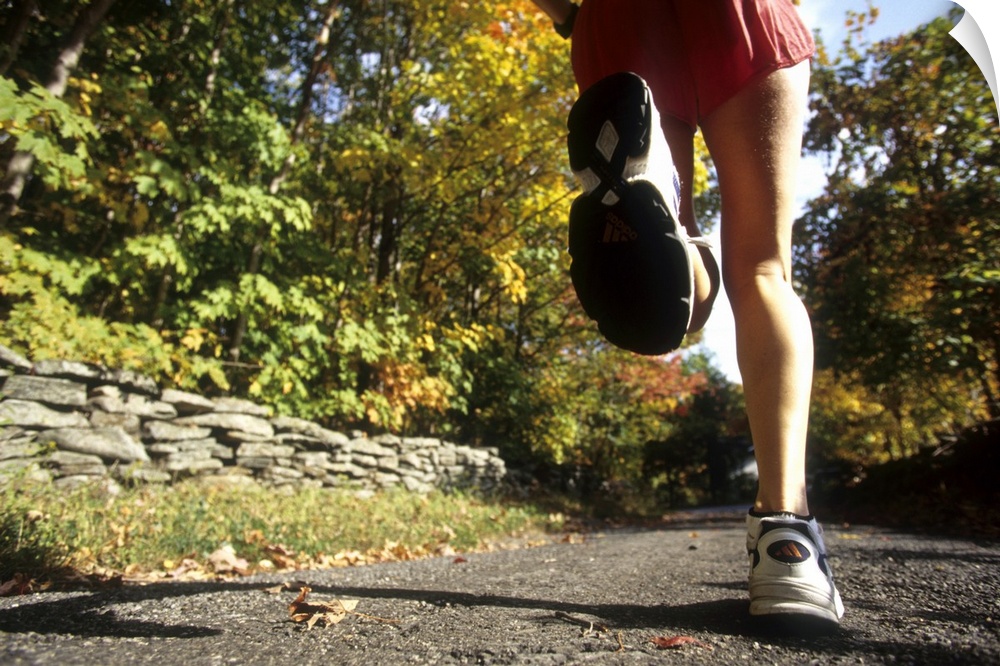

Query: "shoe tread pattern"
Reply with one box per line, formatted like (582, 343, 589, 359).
(566, 73, 691, 355)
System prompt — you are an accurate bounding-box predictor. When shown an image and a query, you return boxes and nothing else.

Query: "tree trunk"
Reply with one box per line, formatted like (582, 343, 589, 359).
(267, 2, 338, 196)
(0, 0, 38, 76)
(375, 176, 403, 287)
(0, 0, 118, 221)
(201, 0, 234, 110)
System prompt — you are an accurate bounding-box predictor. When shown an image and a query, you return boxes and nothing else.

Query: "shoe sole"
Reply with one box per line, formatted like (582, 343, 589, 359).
(749, 585, 842, 636)
(568, 72, 653, 197)
(568, 182, 691, 354)
(749, 586, 843, 623)
(749, 612, 841, 637)
(566, 73, 692, 355)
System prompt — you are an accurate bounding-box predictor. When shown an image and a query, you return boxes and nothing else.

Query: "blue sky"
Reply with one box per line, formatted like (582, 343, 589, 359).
(698, 0, 964, 383)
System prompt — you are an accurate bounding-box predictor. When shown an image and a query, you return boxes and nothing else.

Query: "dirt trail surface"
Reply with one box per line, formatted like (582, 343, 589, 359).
(2, 513, 998, 665)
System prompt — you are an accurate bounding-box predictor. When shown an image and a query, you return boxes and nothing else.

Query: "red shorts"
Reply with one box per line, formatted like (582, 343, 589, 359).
(571, 0, 815, 128)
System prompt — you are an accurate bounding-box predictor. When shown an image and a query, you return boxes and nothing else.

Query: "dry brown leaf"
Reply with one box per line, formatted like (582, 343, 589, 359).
(554, 611, 609, 634)
(168, 557, 205, 578)
(310, 553, 343, 568)
(122, 570, 168, 584)
(244, 528, 267, 545)
(0, 574, 32, 597)
(288, 586, 360, 629)
(650, 635, 713, 650)
(333, 550, 367, 566)
(265, 544, 298, 569)
(375, 541, 423, 562)
(208, 545, 250, 575)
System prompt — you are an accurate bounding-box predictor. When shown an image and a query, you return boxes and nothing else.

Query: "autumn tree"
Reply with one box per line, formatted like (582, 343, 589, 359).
(1, 0, 720, 490)
(797, 8, 999, 462)
(643, 364, 748, 508)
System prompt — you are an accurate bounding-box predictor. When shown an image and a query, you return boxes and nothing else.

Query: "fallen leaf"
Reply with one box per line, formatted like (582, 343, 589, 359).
(554, 611, 609, 634)
(265, 544, 298, 570)
(333, 550, 367, 566)
(25, 509, 46, 522)
(244, 528, 267, 545)
(168, 557, 206, 579)
(288, 586, 360, 629)
(208, 545, 250, 575)
(650, 635, 713, 650)
(263, 583, 287, 594)
(376, 541, 424, 562)
(0, 574, 32, 597)
(453, 556, 468, 564)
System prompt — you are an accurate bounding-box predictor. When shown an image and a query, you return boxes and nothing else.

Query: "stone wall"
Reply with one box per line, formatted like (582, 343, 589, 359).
(0, 346, 506, 494)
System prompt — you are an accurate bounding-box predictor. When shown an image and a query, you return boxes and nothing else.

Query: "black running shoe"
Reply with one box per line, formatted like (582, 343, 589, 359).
(567, 72, 703, 355)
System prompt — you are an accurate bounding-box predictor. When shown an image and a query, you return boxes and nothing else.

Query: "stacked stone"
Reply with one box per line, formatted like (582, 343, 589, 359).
(0, 346, 506, 493)
(0, 353, 157, 488)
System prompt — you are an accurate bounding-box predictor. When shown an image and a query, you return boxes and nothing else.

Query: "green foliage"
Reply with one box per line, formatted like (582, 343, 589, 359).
(0, 234, 164, 371)
(797, 9, 999, 464)
(0, 485, 73, 581)
(0, 75, 99, 191)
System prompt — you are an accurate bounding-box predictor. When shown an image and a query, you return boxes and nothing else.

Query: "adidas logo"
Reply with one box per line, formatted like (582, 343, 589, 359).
(767, 539, 811, 564)
(602, 211, 638, 243)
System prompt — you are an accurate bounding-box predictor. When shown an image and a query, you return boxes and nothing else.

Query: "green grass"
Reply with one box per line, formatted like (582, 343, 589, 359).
(0, 477, 565, 583)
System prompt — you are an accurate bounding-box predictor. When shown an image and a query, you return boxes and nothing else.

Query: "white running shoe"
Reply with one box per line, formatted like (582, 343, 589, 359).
(746, 511, 845, 629)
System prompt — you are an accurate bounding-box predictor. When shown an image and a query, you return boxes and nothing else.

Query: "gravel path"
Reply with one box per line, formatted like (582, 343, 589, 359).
(2, 515, 998, 665)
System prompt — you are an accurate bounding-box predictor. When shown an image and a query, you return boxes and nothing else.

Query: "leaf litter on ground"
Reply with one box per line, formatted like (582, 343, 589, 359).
(650, 635, 713, 650)
(287, 586, 398, 629)
(288, 586, 360, 629)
